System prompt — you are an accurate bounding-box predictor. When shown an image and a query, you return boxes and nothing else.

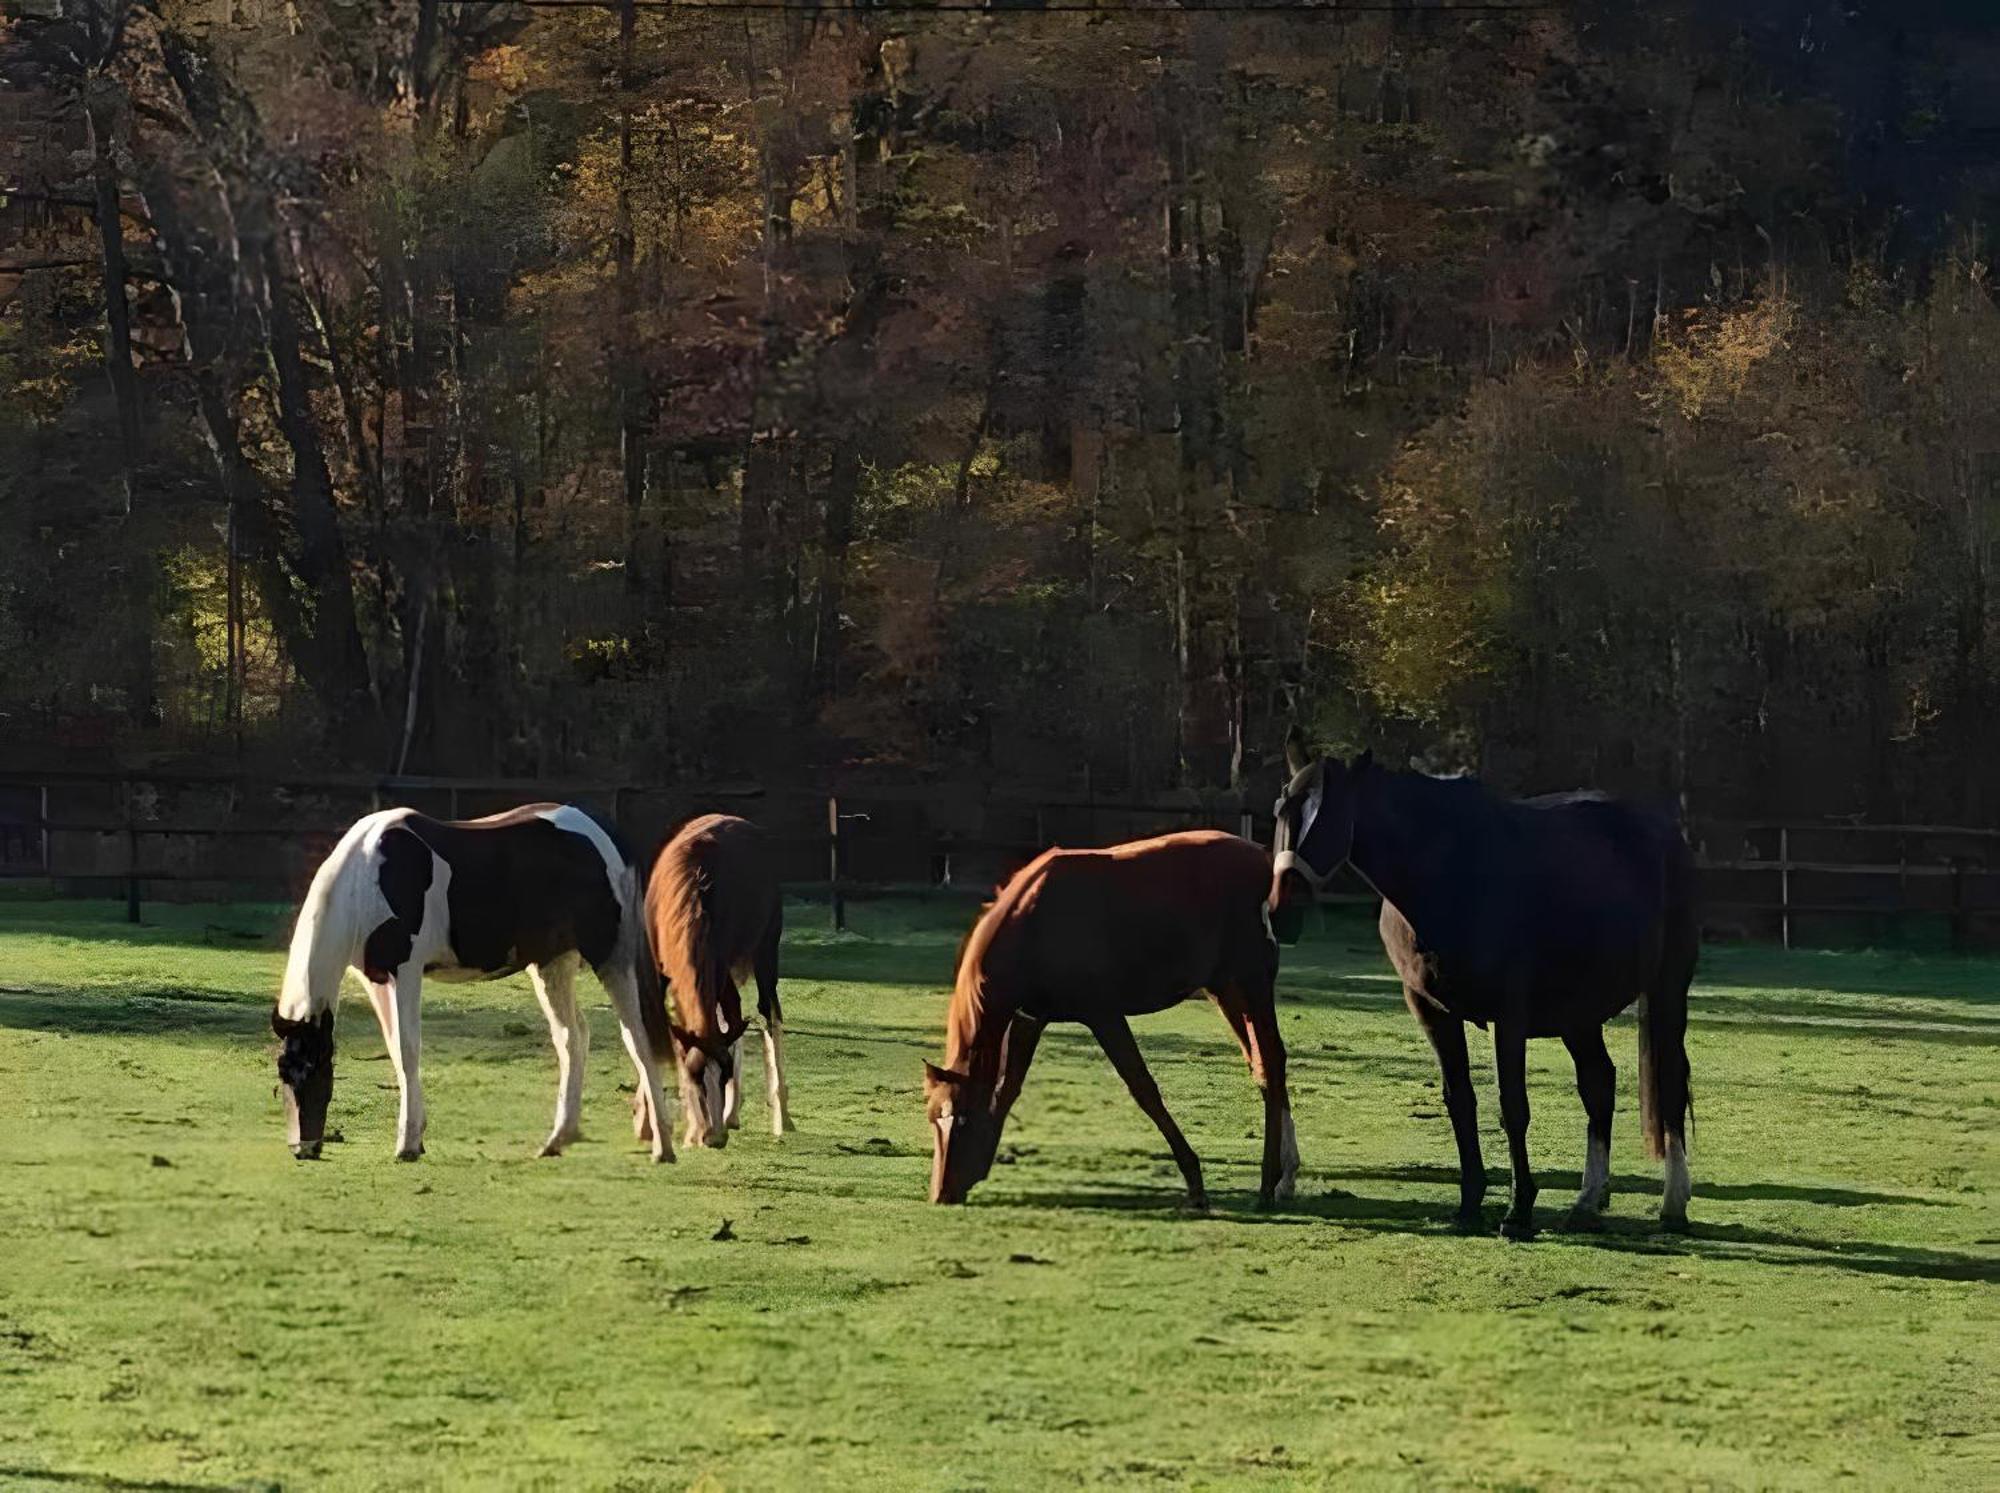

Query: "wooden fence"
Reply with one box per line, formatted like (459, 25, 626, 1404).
(5, 769, 2000, 948)
(0, 767, 1377, 930)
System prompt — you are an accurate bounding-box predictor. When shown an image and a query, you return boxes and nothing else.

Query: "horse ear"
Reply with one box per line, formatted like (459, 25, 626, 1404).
(1284, 724, 1312, 776)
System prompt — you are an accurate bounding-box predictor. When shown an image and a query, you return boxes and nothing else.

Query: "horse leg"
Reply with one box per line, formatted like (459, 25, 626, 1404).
(1089, 1013, 1206, 1211)
(1405, 989, 1484, 1227)
(994, 1013, 1043, 1117)
(529, 954, 588, 1157)
(388, 964, 426, 1161)
(596, 959, 674, 1163)
(1211, 988, 1298, 1205)
(1244, 987, 1294, 1208)
(1562, 1025, 1615, 1228)
(1493, 1020, 1537, 1239)
(754, 925, 791, 1135)
(722, 1034, 743, 1132)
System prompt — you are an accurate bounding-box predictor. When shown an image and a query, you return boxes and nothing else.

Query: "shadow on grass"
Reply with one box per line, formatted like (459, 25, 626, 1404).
(1322, 1163, 1956, 1210)
(997, 1184, 2000, 1284)
(0, 910, 288, 950)
(0, 1467, 244, 1492)
(0, 986, 264, 1037)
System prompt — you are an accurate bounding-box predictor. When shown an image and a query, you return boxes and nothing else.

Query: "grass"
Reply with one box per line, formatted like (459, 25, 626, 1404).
(0, 898, 1995, 1491)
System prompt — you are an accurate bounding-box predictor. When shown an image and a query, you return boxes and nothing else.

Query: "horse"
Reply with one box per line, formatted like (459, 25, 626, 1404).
(924, 830, 1296, 1210)
(642, 813, 789, 1150)
(1267, 733, 1695, 1237)
(270, 803, 675, 1163)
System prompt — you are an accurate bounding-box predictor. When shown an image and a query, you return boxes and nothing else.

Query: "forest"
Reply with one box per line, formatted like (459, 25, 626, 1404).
(3, 0, 1999, 822)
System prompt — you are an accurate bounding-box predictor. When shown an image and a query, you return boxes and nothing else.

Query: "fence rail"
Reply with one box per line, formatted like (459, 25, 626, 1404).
(4, 771, 1999, 947)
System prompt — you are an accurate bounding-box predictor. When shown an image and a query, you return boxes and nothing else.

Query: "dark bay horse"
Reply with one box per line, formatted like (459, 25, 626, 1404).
(272, 804, 674, 1163)
(1268, 736, 1695, 1236)
(924, 830, 1295, 1209)
(643, 813, 788, 1149)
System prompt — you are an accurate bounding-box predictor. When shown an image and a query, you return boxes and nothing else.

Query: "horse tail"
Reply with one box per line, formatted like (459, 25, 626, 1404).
(1638, 833, 1697, 1161)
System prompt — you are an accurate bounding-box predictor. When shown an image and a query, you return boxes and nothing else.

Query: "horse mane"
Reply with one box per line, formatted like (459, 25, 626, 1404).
(941, 865, 1044, 1079)
(645, 833, 732, 1044)
(278, 810, 398, 1021)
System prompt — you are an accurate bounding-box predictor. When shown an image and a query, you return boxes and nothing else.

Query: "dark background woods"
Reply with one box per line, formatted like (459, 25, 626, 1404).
(4, 1, 2000, 824)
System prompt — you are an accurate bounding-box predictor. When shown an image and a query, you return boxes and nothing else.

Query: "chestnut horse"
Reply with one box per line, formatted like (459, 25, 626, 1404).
(271, 804, 674, 1163)
(643, 813, 789, 1149)
(924, 830, 1295, 1209)
(1269, 733, 1695, 1237)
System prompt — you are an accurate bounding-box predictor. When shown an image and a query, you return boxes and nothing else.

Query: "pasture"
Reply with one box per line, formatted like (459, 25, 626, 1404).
(1, 898, 1995, 1491)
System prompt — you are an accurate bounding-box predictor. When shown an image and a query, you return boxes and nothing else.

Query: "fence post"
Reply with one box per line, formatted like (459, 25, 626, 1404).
(38, 783, 49, 874)
(827, 794, 845, 932)
(124, 781, 140, 925)
(1778, 825, 1790, 952)
(1951, 858, 1967, 953)
(1239, 810, 1253, 843)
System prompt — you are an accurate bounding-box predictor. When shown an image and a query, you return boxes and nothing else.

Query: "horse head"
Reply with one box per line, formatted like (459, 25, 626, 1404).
(1268, 729, 1374, 945)
(272, 1007, 336, 1159)
(670, 1018, 743, 1148)
(923, 1059, 1001, 1204)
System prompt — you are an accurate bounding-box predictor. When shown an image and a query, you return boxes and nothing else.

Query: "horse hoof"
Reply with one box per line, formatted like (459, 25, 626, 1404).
(1184, 1193, 1211, 1216)
(1497, 1213, 1537, 1241)
(537, 1141, 565, 1159)
(1659, 1211, 1690, 1234)
(1451, 1207, 1485, 1233)
(1562, 1207, 1604, 1233)
(396, 1147, 424, 1163)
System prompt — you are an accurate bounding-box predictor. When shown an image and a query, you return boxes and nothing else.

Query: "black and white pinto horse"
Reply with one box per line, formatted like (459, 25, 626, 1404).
(271, 804, 675, 1163)
(1268, 735, 1696, 1237)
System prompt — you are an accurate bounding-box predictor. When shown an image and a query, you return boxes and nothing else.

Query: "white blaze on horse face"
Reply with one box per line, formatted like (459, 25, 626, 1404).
(702, 1063, 725, 1138)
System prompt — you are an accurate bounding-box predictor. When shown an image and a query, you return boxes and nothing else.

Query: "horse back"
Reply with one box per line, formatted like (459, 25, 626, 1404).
(985, 831, 1272, 1020)
(1391, 795, 1690, 1031)
(645, 814, 781, 984)
(395, 805, 630, 976)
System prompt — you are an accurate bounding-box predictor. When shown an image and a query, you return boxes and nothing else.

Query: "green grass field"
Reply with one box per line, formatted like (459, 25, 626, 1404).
(1, 899, 1995, 1491)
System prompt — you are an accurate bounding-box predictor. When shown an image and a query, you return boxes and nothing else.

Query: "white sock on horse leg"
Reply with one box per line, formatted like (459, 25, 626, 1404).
(1662, 1134, 1691, 1223)
(763, 1022, 790, 1135)
(1574, 1133, 1610, 1212)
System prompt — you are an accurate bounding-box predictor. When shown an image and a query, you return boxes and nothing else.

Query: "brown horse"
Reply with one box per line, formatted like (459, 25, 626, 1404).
(924, 830, 1295, 1209)
(643, 813, 789, 1149)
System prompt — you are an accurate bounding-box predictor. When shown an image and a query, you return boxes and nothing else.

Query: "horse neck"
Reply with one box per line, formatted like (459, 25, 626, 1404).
(1350, 774, 1489, 933)
(279, 820, 377, 1020)
(942, 973, 1015, 1090)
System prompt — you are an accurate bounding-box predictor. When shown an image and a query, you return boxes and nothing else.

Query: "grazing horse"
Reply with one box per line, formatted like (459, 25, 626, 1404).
(271, 804, 674, 1163)
(924, 830, 1296, 1209)
(642, 813, 789, 1149)
(1268, 735, 1695, 1236)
